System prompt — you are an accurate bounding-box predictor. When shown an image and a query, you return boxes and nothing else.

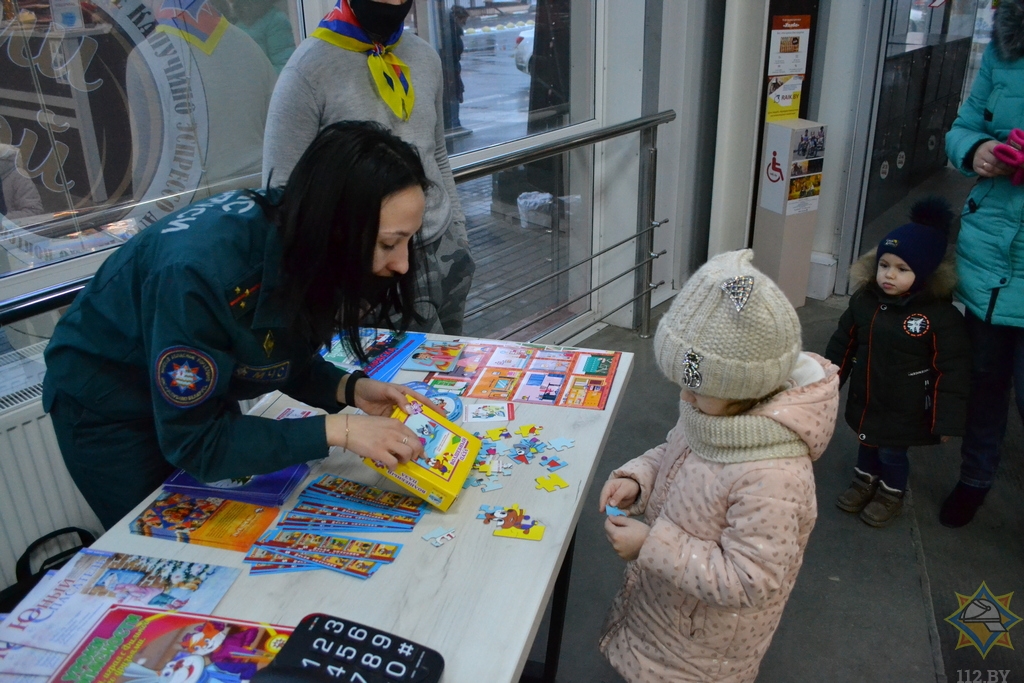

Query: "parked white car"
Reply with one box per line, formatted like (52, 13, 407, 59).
(514, 27, 534, 74)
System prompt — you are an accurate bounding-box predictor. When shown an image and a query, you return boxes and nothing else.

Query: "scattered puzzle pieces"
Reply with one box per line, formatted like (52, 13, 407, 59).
(463, 476, 485, 489)
(605, 505, 627, 517)
(535, 473, 569, 492)
(513, 424, 544, 437)
(480, 504, 545, 540)
(483, 427, 512, 441)
(493, 521, 545, 540)
(539, 454, 568, 472)
(481, 478, 503, 492)
(546, 437, 575, 452)
(477, 505, 504, 520)
(422, 527, 456, 547)
(506, 444, 534, 465)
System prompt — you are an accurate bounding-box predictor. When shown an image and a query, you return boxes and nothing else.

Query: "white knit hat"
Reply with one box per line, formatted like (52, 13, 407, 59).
(653, 249, 801, 399)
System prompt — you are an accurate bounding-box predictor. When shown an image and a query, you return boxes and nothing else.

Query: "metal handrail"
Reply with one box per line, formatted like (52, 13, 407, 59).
(0, 111, 676, 328)
(465, 220, 664, 318)
(451, 110, 676, 182)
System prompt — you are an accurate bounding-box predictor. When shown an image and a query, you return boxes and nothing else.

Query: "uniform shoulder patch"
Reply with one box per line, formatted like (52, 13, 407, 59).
(225, 271, 262, 320)
(156, 347, 218, 407)
(903, 313, 930, 337)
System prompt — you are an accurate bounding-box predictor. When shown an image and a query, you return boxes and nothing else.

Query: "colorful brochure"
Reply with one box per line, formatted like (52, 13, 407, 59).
(400, 340, 466, 372)
(51, 605, 292, 683)
(129, 491, 278, 551)
(302, 475, 426, 514)
(0, 550, 238, 654)
(416, 340, 622, 410)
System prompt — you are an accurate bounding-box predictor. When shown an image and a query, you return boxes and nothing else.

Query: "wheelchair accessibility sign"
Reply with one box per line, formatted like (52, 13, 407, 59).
(945, 582, 1021, 658)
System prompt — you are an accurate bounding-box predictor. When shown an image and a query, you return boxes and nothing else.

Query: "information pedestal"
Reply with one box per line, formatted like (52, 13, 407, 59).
(752, 118, 826, 307)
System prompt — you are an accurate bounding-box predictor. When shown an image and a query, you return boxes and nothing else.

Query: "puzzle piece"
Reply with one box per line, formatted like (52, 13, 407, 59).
(463, 476, 485, 489)
(605, 505, 627, 517)
(546, 437, 575, 452)
(483, 427, 512, 441)
(516, 437, 546, 455)
(535, 473, 569, 492)
(481, 478, 503, 493)
(493, 520, 548, 540)
(477, 505, 505, 520)
(506, 444, 534, 465)
(478, 439, 501, 456)
(421, 527, 456, 547)
(513, 424, 543, 437)
(539, 454, 568, 472)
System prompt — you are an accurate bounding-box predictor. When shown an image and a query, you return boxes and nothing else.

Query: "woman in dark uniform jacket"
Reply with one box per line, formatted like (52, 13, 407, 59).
(43, 121, 436, 528)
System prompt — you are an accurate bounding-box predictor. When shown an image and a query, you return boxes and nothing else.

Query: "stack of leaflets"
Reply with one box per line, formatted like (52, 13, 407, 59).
(130, 491, 279, 552)
(276, 475, 426, 534)
(162, 462, 310, 507)
(399, 338, 623, 410)
(52, 605, 292, 683)
(0, 549, 239, 679)
(243, 529, 403, 579)
(321, 328, 426, 382)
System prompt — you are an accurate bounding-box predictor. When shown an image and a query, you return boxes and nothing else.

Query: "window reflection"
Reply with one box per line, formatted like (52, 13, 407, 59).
(0, 0, 297, 277)
(0, 0, 594, 294)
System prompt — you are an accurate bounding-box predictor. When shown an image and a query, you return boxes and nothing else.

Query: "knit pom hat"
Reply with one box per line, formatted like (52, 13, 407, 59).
(653, 249, 801, 400)
(876, 197, 953, 290)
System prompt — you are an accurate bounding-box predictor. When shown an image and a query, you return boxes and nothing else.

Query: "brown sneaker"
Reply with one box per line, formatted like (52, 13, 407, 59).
(860, 483, 905, 527)
(836, 470, 879, 513)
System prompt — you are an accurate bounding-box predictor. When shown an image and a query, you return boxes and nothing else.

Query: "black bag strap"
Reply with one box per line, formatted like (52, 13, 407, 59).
(14, 526, 96, 582)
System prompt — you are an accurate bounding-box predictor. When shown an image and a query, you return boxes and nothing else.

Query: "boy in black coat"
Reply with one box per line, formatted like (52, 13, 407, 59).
(825, 198, 970, 527)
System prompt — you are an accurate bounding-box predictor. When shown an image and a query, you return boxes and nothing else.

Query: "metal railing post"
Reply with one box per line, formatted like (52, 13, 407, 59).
(633, 127, 660, 337)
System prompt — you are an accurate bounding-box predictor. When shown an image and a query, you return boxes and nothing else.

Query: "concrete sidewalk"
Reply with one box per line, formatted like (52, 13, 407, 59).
(533, 297, 1024, 683)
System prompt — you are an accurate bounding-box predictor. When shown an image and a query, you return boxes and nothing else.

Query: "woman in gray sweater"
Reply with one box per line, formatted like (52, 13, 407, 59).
(262, 0, 474, 335)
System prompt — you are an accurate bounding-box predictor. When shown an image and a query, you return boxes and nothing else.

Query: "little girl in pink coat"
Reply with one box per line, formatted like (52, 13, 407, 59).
(599, 250, 839, 682)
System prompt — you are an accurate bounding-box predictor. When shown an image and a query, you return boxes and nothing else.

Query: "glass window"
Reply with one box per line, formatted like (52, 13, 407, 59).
(461, 149, 593, 340)
(421, 0, 595, 156)
(857, 0, 980, 255)
(0, 0, 299, 279)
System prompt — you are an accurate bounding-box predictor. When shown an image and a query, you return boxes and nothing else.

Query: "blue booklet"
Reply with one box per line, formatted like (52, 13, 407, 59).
(322, 328, 426, 382)
(162, 462, 310, 507)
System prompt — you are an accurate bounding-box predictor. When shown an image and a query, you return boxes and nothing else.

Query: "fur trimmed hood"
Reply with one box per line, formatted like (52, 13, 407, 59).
(849, 247, 958, 299)
(994, 0, 1024, 62)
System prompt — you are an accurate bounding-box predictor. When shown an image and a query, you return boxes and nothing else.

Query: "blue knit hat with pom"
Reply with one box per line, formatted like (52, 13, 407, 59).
(877, 197, 953, 290)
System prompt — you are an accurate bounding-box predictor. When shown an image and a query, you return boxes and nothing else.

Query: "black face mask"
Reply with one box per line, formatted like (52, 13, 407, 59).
(348, 0, 413, 42)
(360, 272, 397, 308)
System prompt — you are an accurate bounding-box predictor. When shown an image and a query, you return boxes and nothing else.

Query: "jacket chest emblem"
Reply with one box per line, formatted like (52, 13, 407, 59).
(903, 313, 930, 337)
(228, 282, 261, 319)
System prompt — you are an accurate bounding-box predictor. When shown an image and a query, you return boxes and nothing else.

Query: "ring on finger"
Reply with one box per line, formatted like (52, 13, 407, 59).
(402, 436, 409, 445)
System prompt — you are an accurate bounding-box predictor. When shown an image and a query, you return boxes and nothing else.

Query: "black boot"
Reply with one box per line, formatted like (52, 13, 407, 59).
(939, 482, 990, 528)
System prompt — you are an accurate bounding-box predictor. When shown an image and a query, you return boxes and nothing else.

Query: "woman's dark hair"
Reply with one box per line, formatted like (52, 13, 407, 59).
(256, 121, 429, 362)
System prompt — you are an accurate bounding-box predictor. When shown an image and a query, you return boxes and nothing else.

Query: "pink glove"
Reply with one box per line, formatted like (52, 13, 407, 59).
(992, 128, 1024, 185)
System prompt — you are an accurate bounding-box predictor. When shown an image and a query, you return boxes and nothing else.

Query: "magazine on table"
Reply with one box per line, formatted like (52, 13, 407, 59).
(51, 605, 292, 683)
(0, 550, 238, 654)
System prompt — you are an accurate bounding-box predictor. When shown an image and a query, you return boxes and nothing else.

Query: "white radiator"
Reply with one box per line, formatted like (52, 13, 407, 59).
(0, 343, 102, 590)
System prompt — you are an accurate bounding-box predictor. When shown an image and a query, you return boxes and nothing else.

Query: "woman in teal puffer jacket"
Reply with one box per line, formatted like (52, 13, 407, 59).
(940, 0, 1024, 527)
